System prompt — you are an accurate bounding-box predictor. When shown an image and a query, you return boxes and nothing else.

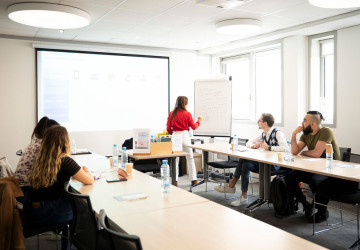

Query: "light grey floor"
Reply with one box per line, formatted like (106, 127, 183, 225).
(24, 173, 359, 250)
(178, 174, 359, 250)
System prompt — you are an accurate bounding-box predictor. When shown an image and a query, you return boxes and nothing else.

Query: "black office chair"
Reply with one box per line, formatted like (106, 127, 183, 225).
(312, 152, 360, 249)
(98, 209, 143, 250)
(123, 138, 161, 174)
(64, 182, 109, 250)
(207, 138, 248, 178)
(207, 138, 248, 198)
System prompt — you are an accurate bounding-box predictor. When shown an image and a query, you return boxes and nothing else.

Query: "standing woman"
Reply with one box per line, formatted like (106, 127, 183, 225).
(167, 96, 203, 186)
(23, 125, 94, 249)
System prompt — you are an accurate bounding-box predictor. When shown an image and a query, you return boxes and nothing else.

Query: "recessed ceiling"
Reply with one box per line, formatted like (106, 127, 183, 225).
(0, 0, 359, 52)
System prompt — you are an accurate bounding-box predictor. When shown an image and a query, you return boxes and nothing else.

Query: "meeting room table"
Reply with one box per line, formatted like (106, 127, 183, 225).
(187, 143, 360, 211)
(69, 153, 326, 250)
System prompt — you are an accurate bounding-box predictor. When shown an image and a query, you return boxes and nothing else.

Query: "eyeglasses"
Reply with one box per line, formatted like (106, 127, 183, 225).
(257, 120, 263, 123)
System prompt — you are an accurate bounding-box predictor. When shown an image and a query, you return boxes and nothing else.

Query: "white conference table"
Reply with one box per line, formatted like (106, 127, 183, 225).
(70, 153, 325, 250)
(127, 150, 189, 185)
(187, 143, 360, 210)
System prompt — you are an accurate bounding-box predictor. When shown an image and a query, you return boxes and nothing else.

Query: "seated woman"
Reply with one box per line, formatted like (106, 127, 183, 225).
(23, 125, 94, 248)
(14, 116, 59, 190)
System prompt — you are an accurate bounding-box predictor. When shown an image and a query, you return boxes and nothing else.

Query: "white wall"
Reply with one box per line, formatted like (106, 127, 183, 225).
(333, 25, 360, 152)
(0, 37, 210, 169)
(0, 39, 36, 171)
(1, 24, 360, 169)
(212, 26, 360, 154)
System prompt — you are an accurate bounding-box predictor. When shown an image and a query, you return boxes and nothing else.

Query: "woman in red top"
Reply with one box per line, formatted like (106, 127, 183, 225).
(167, 96, 203, 186)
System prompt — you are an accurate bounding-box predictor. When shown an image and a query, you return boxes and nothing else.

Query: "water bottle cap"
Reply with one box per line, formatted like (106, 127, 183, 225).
(122, 147, 127, 150)
(151, 135, 154, 138)
(234, 134, 237, 137)
(113, 144, 117, 147)
(162, 160, 168, 164)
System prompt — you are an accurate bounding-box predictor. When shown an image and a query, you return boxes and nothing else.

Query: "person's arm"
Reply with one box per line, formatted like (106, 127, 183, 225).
(300, 140, 327, 157)
(246, 134, 262, 149)
(73, 166, 94, 185)
(166, 112, 173, 135)
(187, 112, 200, 130)
(291, 126, 306, 155)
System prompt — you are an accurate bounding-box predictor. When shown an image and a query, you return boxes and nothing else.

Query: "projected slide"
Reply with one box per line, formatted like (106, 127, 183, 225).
(37, 50, 169, 131)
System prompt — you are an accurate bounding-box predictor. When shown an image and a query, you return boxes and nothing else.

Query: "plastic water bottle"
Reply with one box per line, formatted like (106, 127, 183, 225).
(150, 135, 155, 143)
(112, 144, 119, 167)
(232, 134, 238, 152)
(284, 141, 294, 162)
(326, 144, 333, 169)
(121, 147, 128, 170)
(160, 160, 170, 193)
(326, 152, 333, 169)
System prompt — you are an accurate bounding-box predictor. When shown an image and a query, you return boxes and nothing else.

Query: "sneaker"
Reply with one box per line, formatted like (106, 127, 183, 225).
(230, 196, 248, 207)
(214, 184, 236, 194)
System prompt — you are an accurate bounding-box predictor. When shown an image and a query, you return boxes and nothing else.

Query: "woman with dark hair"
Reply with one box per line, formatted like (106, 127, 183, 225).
(23, 125, 94, 249)
(166, 96, 203, 186)
(14, 116, 59, 187)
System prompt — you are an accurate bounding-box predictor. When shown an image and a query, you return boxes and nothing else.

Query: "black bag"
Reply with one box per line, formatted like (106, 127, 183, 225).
(270, 175, 298, 218)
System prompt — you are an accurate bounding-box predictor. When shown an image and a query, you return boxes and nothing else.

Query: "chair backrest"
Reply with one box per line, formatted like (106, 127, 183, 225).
(343, 152, 360, 164)
(99, 209, 143, 250)
(64, 182, 99, 250)
(339, 147, 351, 161)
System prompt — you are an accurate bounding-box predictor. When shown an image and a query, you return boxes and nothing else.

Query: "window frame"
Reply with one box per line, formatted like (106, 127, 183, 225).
(308, 31, 337, 127)
(220, 41, 283, 126)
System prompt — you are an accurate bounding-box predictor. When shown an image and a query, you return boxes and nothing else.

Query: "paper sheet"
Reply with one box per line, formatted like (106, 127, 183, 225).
(114, 193, 148, 201)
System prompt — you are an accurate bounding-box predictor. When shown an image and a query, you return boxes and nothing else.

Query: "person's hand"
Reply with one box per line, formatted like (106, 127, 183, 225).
(82, 166, 90, 173)
(253, 142, 262, 149)
(117, 168, 127, 178)
(260, 142, 269, 150)
(293, 126, 303, 135)
(198, 115, 203, 122)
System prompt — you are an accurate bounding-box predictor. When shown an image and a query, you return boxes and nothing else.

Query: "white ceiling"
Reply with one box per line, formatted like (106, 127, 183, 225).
(0, 0, 360, 53)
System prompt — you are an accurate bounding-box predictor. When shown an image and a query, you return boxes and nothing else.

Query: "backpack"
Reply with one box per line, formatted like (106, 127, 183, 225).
(270, 175, 298, 218)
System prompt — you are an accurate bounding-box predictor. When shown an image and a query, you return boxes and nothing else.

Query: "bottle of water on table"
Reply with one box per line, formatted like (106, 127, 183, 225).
(326, 144, 333, 169)
(161, 160, 170, 193)
(112, 144, 119, 167)
(284, 141, 294, 162)
(121, 147, 128, 170)
(233, 134, 238, 152)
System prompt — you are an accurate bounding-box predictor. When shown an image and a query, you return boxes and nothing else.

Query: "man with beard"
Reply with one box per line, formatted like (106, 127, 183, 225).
(285, 111, 340, 222)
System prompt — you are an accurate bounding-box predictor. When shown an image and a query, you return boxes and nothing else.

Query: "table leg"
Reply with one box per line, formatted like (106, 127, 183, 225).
(245, 162, 268, 212)
(169, 157, 176, 186)
(264, 163, 271, 200)
(189, 150, 207, 192)
(259, 163, 264, 199)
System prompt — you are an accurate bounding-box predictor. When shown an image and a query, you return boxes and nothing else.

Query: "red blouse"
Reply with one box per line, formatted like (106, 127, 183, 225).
(166, 109, 200, 135)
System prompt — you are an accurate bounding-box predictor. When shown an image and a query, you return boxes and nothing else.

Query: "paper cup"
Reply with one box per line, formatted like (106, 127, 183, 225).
(278, 153, 284, 161)
(126, 163, 133, 174)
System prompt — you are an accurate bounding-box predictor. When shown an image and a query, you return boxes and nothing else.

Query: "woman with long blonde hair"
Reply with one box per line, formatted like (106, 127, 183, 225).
(23, 125, 94, 246)
(166, 96, 203, 186)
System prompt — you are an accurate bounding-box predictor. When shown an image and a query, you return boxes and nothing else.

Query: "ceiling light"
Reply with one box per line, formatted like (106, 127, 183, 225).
(309, 0, 360, 8)
(216, 19, 262, 35)
(8, 3, 90, 29)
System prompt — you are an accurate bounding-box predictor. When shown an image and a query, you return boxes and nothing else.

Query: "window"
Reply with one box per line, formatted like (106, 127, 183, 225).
(37, 49, 169, 131)
(309, 32, 336, 125)
(222, 45, 282, 123)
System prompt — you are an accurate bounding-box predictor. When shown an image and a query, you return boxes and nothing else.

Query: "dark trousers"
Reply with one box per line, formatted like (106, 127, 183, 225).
(285, 170, 330, 210)
(234, 159, 280, 192)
